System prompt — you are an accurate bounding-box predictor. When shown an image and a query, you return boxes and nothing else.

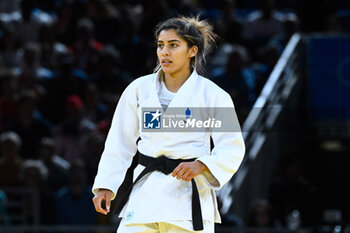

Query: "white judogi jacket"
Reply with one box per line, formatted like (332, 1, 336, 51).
(92, 70, 245, 225)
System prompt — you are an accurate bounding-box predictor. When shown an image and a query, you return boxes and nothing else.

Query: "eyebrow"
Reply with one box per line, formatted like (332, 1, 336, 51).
(157, 39, 181, 43)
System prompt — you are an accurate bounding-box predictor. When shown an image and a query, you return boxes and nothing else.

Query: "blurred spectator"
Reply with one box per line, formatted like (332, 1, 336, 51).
(82, 132, 105, 185)
(139, 0, 171, 39)
(0, 189, 10, 225)
(38, 137, 69, 193)
(14, 42, 54, 92)
(55, 0, 80, 46)
(5, 89, 52, 159)
(271, 14, 300, 48)
(111, 12, 137, 69)
(20, 159, 56, 224)
(243, 0, 285, 41)
(112, 1, 166, 77)
(215, 0, 244, 44)
(0, 131, 23, 187)
(0, 23, 22, 69)
(327, 13, 350, 34)
(216, 195, 245, 228)
(0, 71, 20, 130)
(17, 0, 42, 45)
(252, 42, 282, 95)
(41, 53, 87, 124)
(269, 153, 320, 227)
(97, 117, 112, 138)
(208, 43, 234, 72)
(38, 22, 68, 70)
(91, 45, 133, 105)
(69, 17, 103, 75)
(242, 0, 288, 59)
(83, 82, 108, 124)
(113, 12, 154, 77)
(86, 0, 121, 44)
(212, 44, 256, 122)
(55, 95, 93, 163)
(168, 0, 199, 16)
(55, 159, 97, 225)
(247, 199, 280, 229)
(0, 0, 20, 13)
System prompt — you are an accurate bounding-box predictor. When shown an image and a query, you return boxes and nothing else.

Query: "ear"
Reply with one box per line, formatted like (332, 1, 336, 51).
(189, 46, 198, 58)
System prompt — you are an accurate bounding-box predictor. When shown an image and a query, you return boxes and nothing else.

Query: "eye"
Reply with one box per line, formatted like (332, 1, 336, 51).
(157, 43, 164, 49)
(170, 43, 178, 48)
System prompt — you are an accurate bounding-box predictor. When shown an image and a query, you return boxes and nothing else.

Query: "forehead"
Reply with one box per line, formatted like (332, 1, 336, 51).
(157, 29, 185, 42)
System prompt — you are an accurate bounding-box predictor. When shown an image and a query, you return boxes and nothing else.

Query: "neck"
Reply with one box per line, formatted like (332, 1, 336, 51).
(162, 68, 192, 93)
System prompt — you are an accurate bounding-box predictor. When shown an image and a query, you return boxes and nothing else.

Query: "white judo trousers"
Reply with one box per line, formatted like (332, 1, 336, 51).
(92, 70, 245, 231)
(117, 219, 214, 233)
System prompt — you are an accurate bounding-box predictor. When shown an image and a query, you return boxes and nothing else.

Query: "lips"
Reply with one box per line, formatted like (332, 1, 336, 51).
(161, 59, 172, 65)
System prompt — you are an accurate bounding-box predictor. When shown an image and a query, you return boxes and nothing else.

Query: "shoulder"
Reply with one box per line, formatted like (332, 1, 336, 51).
(197, 75, 233, 106)
(118, 73, 156, 105)
(198, 75, 230, 97)
(120, 73, 156, 98)
(125, 73, 156, 90)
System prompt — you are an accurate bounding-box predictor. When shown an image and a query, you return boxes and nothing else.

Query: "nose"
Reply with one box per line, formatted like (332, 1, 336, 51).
(161, 45, 170, 56)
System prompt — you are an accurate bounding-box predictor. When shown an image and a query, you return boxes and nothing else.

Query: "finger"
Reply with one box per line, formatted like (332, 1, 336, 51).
(94, 195, 108, 215)
(92, 195, 102, 212)
(181, 170, 193, 182)
(100, 194, 110, 214)
(92, 195, 100, 210)
(176, 166, 188, 180)
(172, 163, 184, 177)
(105, 196, 111, 212)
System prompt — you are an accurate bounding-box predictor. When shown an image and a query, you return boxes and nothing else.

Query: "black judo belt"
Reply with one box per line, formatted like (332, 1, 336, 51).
(112, 151, 204, 231)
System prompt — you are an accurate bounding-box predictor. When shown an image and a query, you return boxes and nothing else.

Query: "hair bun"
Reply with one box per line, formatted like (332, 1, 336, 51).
(180, 15, 217, 56)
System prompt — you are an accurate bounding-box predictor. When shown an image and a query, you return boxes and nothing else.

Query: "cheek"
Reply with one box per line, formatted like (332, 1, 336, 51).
(177, 51, 191, 64)
(173, 48, 186, 58)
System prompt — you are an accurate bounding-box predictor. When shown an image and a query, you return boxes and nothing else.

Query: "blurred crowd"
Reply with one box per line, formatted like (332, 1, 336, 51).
(0, 0, 349, 229)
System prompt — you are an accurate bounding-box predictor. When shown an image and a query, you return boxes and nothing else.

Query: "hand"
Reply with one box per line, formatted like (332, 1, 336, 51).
(172, 161, 209, 182)
(92, 189, 114, 215)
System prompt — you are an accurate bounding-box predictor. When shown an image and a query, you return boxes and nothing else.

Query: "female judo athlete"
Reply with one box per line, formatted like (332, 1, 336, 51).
(92, 16, 245, 233)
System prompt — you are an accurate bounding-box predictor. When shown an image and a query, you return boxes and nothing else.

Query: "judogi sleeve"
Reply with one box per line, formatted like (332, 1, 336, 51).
(92, 82, 139, 199)
(197, 92, 245, 190)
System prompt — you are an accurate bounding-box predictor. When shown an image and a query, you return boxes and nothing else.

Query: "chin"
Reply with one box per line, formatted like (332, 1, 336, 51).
(161, 67, 174, 74)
